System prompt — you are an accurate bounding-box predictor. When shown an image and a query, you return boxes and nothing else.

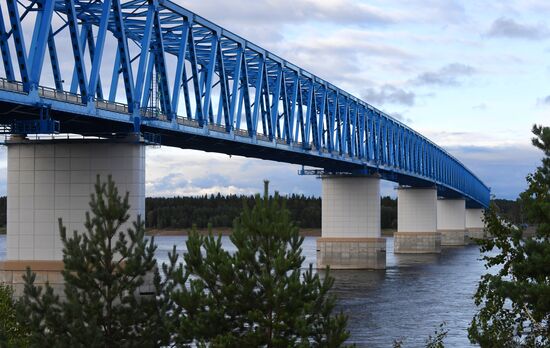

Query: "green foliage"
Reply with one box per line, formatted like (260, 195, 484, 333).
(392, 322, 447, 348)
(0, 284, 28, 347)
(425, 322, 448, 348)
(17, 176, 167, 347)
(469, 125, 550, 347)
(146, 193, 323, 230)
(492, 198, 525, 225)
(160, 181, 351, 346)
(145, 194, 399, 230)
(0, 194, 401, 231)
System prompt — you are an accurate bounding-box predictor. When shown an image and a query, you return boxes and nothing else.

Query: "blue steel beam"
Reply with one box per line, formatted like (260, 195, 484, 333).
(109, 50, 121, 102)
(87, 0, 111, 101)
(215, 38, 230, 129)
(112, 0, 135, 112)
(152, 10, 172, 118)
(251, 55, 265, 135)
(0, 5, 15, 81)
(28, 0, 55, 88)
(69, 23, 87, 94)
(135, 7, 155, 108)
(47, 25, 63, 91)
(6, 0, 30, 88)
(141, 53, 155, 109)
(170, 20, 188, 119)
(228, 45, 243, 128)
(65, 0, 88, 100)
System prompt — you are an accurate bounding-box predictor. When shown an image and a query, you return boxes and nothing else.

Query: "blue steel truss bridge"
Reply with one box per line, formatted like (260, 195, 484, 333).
(0, 0, 490, 208)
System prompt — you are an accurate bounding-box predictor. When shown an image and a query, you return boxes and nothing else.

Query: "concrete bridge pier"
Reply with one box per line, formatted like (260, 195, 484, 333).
(466, 208, 486, 239)
(0, 135, 146, 296)
(317, 176, 386, 270)
(394, 187, 441, 253)
(437, 199, 467, 246)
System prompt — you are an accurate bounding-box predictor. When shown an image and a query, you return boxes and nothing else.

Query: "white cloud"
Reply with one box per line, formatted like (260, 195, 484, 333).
(145, 147, 321, 197)
(179, 0, 395, 28)
(421, 130, 527, 148)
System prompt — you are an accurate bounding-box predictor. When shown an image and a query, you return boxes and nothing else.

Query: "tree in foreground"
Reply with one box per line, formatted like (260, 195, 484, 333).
(469, 125, 550, 347)
(160, 181, 350, 346)
(17, 176, 167, 347)
(0, 284, 28, 347)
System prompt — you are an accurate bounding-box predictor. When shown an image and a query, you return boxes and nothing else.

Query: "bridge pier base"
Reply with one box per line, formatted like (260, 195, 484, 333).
(317, 176, 385, 270)
(466, 208, 486, 240)
(437, 199, 467, 246)
(0, 136, 146, 297)
(394, 187, 441, 253)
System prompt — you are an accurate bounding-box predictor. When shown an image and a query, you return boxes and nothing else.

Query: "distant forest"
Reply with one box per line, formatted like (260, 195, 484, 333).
(0, 196, 524, 231)
(491, 199, 525, 225)
(145, 194, 398, 230)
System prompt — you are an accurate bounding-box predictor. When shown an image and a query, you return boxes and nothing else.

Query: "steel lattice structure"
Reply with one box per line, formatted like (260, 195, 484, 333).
(0, 0, 490, 208)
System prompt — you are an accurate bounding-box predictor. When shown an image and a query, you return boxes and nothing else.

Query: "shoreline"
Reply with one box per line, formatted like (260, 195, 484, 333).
(146, 228, 397, 237)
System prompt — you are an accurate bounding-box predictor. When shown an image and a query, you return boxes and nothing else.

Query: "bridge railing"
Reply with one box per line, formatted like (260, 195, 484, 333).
(36, 85, 81, 105)
(0, 79, 25, 94)
(96, 99, 130, 114)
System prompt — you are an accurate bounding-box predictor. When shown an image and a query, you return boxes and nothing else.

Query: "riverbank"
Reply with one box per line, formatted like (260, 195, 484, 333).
(146, 227, 322, 236)
(146, 228, 397, 237)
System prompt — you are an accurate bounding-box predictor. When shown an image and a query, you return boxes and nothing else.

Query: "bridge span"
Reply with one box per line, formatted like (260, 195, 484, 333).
(0, 0, 489, 280)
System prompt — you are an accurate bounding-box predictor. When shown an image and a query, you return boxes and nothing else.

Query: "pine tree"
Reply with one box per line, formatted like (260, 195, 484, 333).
(161, 180, 350, 346)
(17, 176, 167, 347)
(0, 284, 29, 347)
(469, 125, 550, 347)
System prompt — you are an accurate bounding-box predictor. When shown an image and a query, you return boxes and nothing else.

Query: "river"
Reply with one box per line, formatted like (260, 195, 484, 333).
(0, 235, 492, 347)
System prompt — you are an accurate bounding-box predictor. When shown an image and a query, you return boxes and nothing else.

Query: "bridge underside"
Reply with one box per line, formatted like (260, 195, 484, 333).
(0, 99, 473, 206)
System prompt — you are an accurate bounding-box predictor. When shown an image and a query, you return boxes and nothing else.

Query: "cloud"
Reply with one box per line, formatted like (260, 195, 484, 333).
(412, 63, 476, 87)
(272, 28, 415, 92)
(361, 85, 415, 106)
(422, 129, 527, 148)
(536, 95, 550, 106)
(486, 17, 549, 40)
(472, 103, 487, 110)
(387, 112, 413, 124)
(149, 1, 399, 58)
(445, 144, 541, 199)
(145, 147, 321, 198)
(143, 143, 540, 201)
(181, 0, 395, 28)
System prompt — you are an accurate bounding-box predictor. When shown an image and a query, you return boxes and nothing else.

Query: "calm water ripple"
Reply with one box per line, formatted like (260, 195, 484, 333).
(0, 235, 492, 347)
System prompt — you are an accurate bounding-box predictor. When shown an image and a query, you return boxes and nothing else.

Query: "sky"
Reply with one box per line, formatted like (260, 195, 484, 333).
(1, 0, 548, 199)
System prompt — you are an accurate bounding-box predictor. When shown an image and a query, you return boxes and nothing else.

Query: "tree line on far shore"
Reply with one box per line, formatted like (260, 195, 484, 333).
(0, 195, 524, 232)
(145, 194, 400, 230)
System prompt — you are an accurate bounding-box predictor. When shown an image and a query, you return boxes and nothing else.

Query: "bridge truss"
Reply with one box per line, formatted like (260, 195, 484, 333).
(0, 0, 490, 207)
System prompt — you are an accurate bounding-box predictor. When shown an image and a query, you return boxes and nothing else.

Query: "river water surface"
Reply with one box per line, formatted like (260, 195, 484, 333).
(0, 235, 492, 347)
